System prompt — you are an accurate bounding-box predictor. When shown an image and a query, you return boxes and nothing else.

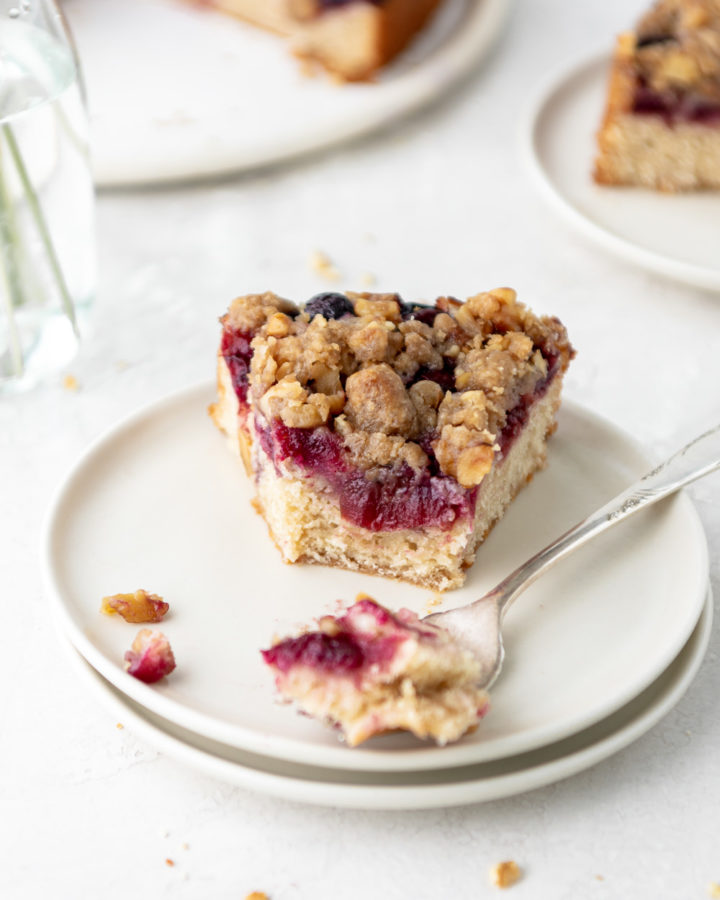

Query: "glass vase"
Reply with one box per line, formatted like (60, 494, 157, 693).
(0, 0, 95, 392)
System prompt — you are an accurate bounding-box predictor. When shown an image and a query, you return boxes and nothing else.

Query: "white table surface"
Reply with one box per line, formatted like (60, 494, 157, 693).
(3, 0, 720, 896)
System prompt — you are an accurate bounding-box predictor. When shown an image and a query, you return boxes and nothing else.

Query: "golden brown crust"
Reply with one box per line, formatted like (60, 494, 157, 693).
(594, 35, 639, 184)
(188, 0, 445, 81)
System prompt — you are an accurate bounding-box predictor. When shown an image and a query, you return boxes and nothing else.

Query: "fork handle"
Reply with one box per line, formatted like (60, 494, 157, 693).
(492, 422, 720, 614)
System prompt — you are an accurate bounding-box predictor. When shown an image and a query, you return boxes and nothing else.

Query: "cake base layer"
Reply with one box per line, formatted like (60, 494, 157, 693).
(277, 670, 485, 746)
(244, 376, 564, 591)
(195, 0, 444, 80)
(595, 112, 720, 191)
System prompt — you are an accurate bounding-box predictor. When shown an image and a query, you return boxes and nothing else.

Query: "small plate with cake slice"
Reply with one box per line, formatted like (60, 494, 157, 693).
(43, 289, 709, 774)
(65, 0, 511, 186)
(524, 0, 720, 292)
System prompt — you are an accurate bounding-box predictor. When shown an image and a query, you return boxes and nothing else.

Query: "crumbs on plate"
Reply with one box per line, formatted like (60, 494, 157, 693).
(490, 861, 522, 889)
(101, 589, 169, 624)
(124, 630, 176, 684)
(309, 250, 341, 281)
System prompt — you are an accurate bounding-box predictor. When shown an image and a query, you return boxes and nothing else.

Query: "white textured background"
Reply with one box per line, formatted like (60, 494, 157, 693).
(3, 0, 720, 897)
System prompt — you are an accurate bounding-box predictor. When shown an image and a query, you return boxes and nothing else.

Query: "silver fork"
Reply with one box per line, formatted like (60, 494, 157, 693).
(423, 423, 720, 690)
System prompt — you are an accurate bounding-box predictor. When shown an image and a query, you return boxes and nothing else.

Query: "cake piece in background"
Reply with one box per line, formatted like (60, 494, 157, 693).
(262, 595, 489, 746)
(191, 0, 446, 81)
(210, 288, 573, 591)
(594, 0, 720, 191)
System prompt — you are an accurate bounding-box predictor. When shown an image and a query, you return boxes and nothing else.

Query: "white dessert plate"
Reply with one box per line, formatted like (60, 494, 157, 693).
(66, 0, 511, 187)
(524, 53, 720, 292)
(43, 382, 709, 772)
(64, 591, 712, 809)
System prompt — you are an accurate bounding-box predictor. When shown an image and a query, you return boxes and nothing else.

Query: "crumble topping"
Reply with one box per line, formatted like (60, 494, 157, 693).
(220, 289, 572, 488)
(630, 0, 720, 100)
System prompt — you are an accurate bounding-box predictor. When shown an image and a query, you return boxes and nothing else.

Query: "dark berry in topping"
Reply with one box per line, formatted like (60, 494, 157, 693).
(305, 292, 355, 321)
(636, 33, 676, 48)
(400, 300, 438, 326)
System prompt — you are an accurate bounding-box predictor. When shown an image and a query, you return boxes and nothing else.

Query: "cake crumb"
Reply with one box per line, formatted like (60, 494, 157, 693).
(361, 272, 377, 287)
(165, 858, 174, 867)
(490, 861, 522, 889)
(425, 592, 443, 613)
(309, 250, 341, 281)
(101, 589, 169, 623)
(62, 374, 79, 391)
(245, 893, 270, 900)
(181, 842, 189, 850)
(116, 722, 124, 730)
(708, 882, 720, 898)
(595, 874, 604, 881)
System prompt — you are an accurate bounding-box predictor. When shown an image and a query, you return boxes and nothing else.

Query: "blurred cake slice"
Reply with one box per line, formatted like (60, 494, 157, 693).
(594, 0, 720, 191)
(194, 0, 445, 81)
(262, 595, 489, 746)
(210, 288, 573, 591)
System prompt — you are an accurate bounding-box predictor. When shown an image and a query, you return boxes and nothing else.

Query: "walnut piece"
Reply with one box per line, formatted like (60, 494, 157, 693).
(490, 860, 522, 889)
(101, 589, 169, 624)
(345, 364, 417, 436)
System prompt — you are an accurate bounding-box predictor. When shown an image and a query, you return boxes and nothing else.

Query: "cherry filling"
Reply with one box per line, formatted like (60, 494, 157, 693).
(262, 599, 418, 675)
(262, 632, 365, 673)
(261, 629, 404, 674)
(221, 327, 253, 407)
(260, 420, 474, 531)
(632, 82, 720, 125)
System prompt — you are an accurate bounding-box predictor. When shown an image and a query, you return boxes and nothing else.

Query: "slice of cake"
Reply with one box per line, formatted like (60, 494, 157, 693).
(594, 0, 720, 191)
(210, 288, 573, 591)
(262, 595, 489, 746)
(191, 0, 445, 81)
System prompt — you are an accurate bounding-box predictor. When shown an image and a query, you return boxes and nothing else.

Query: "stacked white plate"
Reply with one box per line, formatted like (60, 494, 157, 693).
(68, 0, 512, 186)
(44, 384, 711, 809)
(525, 53, 720, 292)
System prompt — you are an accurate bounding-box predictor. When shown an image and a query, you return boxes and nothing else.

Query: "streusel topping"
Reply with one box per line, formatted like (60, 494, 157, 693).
(632, 0, 720, 100)
(221, 290, 572, 488)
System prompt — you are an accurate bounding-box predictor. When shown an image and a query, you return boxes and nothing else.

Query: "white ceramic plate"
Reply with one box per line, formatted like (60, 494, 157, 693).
(64, 592, 712, 809)
(67, 0, 511, 186)
(524, 53, 720, 292)
(43, 382, 709, 772)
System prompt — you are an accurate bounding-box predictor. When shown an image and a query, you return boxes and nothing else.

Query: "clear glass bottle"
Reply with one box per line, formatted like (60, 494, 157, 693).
(0, 0, 95, 392)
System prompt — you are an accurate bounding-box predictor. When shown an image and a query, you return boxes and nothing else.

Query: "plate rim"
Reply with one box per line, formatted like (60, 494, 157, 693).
(521, 50, 720, 293)
(62, 591, 713, 809)
(42, 380, 710, 772)
(77, 0, 513, 187)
